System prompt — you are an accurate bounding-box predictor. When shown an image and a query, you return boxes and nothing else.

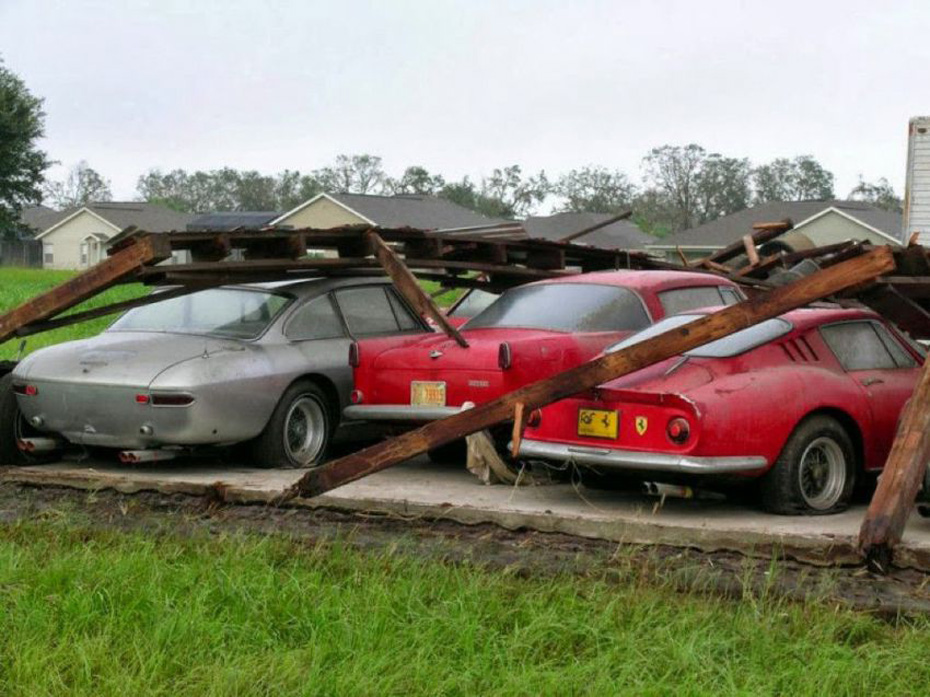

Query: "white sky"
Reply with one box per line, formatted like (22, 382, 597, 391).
(1, 0, 928, 203)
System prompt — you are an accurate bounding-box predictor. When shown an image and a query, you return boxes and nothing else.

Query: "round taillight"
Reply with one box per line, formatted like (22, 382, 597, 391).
(667, 417, 691, 445)
(350, 389, 364, 404)
(526, 409, 542, 427)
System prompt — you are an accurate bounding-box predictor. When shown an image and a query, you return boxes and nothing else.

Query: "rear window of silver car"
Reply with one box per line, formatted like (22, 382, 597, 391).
(606, 313, 792, 358)
(110, 288, 291, 339)
(464, 283, 651, 333)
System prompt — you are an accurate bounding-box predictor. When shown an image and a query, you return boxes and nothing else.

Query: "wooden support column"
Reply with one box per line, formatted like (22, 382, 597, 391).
(367, 231, 469, 348)
(286, 246, 894, 500)
(859, 357, 930, 572)
(0, 234, 171, 346)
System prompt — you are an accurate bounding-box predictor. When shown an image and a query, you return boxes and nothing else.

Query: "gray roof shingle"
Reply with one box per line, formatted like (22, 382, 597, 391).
(657, 200, 903, 247)
(523, 212, 652, 250)
(187, 211, 281, 231)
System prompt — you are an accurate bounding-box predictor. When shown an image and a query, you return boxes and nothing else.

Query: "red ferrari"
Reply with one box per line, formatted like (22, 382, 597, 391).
(517, 306, 923, 514)
(344, 271, 744, 426)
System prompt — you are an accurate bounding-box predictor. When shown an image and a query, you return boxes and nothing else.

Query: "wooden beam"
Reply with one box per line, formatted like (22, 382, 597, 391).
(511, 402, 527, 458)
(368, 231, 469, 349)
(859, 355, 930, 572)
(742, 234, 760, 266)
(558, 210, 633, 243)
(695, 219, 793, 268)
(286, 246, 895, 499)
(0, 234, 171, 346)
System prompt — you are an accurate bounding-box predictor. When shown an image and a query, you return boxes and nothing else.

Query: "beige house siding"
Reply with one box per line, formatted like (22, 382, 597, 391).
(792, 211, 894, 246)
(39, 211, 118, 269)
(274, 197, 367, 229)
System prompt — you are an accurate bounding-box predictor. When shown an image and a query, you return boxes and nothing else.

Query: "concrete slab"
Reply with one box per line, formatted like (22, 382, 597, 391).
(5, 457, 930, 570)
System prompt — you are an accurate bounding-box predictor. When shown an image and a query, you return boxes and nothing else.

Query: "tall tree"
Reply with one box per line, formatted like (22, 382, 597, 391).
(0, 58, 51, 239)
(43, 161, 112, 209)
(312, 154, 386, 194)
(752, 155, 835, 203)
(849, 176, 902, 212)
(479, 165, 548, 218)
(555, 166, 636, 214)
(642, 145, 750, 232)
(387, 166, 446, 195)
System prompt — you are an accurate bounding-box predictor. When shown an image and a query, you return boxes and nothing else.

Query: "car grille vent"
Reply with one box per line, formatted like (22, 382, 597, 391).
(780, 338, 819, 362)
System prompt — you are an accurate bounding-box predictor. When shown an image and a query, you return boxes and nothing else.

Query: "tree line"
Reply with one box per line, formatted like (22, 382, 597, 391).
(0, 56, 903, 242)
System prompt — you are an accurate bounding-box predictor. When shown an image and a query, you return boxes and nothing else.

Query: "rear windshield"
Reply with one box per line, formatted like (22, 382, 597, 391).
(465, 283, 650, 333)
(110, 288, 291, 339)
(449, 289, 500, 319)
(606, 313, 792, 358)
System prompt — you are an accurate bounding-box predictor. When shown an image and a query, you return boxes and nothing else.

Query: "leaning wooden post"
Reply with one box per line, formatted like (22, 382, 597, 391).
(368, 231, 469, 348)
(858, 358, 930, 572)
(284, 247, 895, 500)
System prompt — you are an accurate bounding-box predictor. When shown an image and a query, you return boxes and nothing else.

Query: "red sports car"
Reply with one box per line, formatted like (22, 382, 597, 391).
(517, 306, 923, 514)
(344, 270, 744, 425)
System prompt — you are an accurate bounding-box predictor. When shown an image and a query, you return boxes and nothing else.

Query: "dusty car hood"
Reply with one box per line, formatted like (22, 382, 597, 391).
(14, 331, 247, 388)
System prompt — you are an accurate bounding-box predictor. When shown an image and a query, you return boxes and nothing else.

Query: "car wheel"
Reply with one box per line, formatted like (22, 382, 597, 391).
(250, 381, 332, 469)
(761, 415, 855, 515)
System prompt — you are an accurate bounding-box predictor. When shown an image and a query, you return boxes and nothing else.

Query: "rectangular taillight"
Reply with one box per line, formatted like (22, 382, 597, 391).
(349, 341, 360, 368)
(13, 384, 38, 396)
(498, 342, 512, 370)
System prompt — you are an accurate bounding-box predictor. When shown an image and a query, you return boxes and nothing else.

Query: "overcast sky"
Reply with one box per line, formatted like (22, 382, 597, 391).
(2, 0, 928, 204)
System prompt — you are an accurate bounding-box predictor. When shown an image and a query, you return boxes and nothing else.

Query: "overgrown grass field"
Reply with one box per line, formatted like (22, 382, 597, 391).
(0, 267, 147, 360)
(2, 517, 930, 696)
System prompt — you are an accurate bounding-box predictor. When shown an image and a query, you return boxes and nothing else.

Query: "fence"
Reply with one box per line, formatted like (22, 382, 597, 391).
(0, 239, 42, 268)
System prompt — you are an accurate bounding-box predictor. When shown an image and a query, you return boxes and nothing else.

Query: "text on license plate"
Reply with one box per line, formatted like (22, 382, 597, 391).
(411, 381, 447, 407)
(577, 408, 619, 439)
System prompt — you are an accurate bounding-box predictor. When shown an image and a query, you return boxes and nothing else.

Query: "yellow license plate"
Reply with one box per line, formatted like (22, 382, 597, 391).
(578, 408, 619, 439)
(411, 381, 447, 407)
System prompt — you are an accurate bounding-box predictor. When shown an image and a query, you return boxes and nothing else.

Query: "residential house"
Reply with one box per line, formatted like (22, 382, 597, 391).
(523, 211, 652, 250)
(34, 202, 196, 269)
(270, 193, 507, 231)
(647, 200, 903, 264)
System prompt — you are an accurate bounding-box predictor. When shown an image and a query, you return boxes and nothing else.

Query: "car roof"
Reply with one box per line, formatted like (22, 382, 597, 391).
(532, 269, 738, 292)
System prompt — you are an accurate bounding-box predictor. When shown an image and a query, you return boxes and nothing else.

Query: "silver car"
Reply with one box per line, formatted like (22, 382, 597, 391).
(0, 278, 429, 467)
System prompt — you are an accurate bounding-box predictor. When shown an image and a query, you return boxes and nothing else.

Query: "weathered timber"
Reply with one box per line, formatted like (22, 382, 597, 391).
(287, 246, 895, 499)
(368, 232, 469, 348)
(511, 402, 527, 459)
(858, 285, 930, 339)
(696, 219, 792, 268)
(742, 234, 761, 266)
(558, 210, 633, 243)
(859, 353, 930, 572)
(0, 235, 171, 346)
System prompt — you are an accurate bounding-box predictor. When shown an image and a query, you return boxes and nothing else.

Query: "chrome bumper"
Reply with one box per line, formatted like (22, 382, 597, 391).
(343, 404, 461, 422)
(516, 439, 768, 475)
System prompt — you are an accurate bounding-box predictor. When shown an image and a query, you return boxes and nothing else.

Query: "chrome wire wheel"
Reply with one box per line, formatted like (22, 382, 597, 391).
(797, 436, 847, 511)
(283, 395, 327, 466)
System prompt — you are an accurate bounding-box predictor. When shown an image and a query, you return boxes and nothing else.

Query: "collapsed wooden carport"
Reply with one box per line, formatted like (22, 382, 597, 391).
(1, 222, 930, 571)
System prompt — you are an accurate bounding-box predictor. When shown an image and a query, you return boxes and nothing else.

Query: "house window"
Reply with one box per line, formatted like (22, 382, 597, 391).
(80, 242, 88, 266)
(43, 243, 54, 266)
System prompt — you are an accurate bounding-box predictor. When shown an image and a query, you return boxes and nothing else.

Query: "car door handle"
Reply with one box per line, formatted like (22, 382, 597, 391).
(861, 377, 884, 387)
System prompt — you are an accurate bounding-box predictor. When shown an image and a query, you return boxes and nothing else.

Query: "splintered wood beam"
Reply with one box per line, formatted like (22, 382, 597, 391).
(286, 246, 895, 500)
(0, 234, 171, 346)
(696, 219, 793, 268)
(558, 210, 633, 243)
(859, 355, 930, 572)
(742, 234, 761, 266)
(368, 231, 469, 348)
(511, 402, 527, 458)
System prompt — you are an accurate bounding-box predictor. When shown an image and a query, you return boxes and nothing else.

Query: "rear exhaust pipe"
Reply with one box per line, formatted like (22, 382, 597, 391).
(118, 450, 178, 464)
(17, 437, 63, 454)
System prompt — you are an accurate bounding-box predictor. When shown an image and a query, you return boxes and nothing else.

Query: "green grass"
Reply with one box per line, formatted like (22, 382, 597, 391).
(0, 267, 148, 360)
(0, 517, 928, 696)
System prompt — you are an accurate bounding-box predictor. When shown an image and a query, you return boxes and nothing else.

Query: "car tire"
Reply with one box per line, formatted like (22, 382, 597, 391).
(250, 381, 332, 469)
(761, 415, 856, 515)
